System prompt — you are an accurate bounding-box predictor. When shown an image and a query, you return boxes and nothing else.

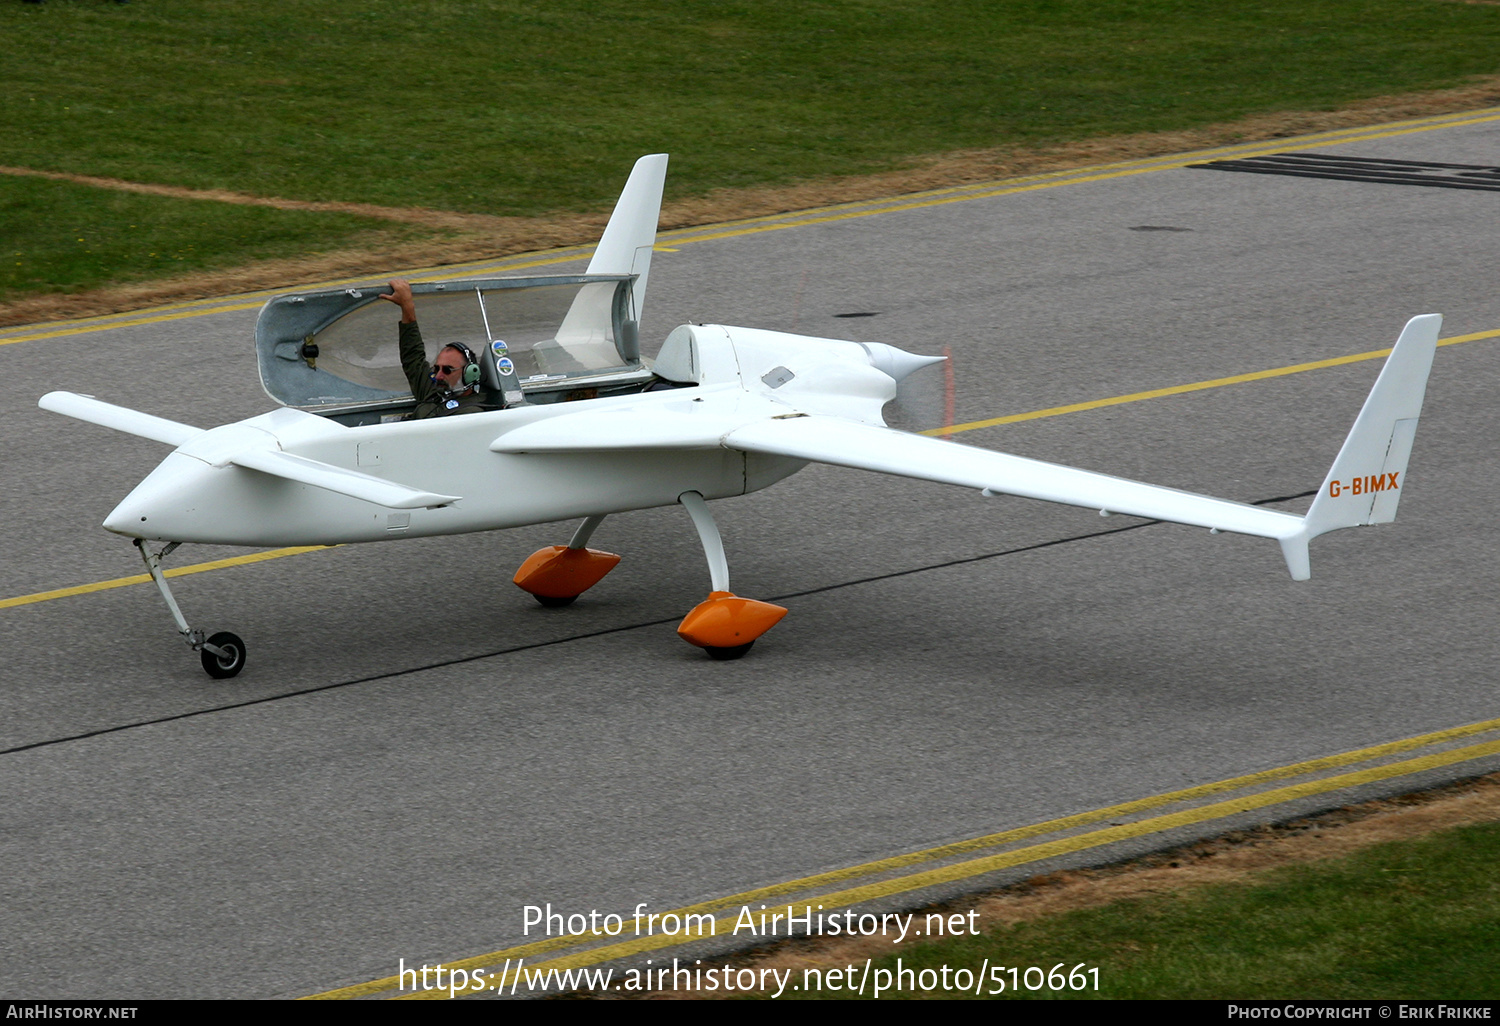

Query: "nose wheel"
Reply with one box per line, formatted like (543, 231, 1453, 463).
(200, 632, 247, 679)
(134, 540, 248, 680)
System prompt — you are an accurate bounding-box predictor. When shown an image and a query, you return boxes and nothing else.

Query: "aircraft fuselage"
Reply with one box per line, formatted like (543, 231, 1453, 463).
(102, 388, 807, 547)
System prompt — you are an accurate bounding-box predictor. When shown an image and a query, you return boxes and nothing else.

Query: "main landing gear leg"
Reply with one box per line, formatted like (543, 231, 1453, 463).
(133, 539, 246, 679)
(675, 491, 786, 660)
(512, 514, 622, 607)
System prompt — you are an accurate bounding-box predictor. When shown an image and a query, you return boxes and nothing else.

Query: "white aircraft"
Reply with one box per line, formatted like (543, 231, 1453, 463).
(39, 154, 1440, 678)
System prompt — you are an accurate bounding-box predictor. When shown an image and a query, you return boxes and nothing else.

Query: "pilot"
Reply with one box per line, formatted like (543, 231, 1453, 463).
(380, 278, 489, 420)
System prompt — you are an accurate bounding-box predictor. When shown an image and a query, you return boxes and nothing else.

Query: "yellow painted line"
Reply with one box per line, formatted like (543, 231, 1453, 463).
(0, 245, 620, 345)
(0, 249, 599, 347)
(923, 326, 1500, 437)
(630, 110, 1500, 249)
(2, 299, 269, 345)
(654, 106, 1500, 237)
(389, 735, 1500, 998)
(6, 326, 1497, 614)
(393, 736, 1500, 1000)
(306, 715, 1500, 999)
(7, 108, 1499, 349)
(0, 546, 333, 610)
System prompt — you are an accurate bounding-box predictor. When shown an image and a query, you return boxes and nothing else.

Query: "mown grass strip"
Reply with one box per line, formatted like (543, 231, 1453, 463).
(810, 819, 1500, 999)
(6, 0, 1500, 298)
(10, 0, 1500, 212)
(0, 175, 439, 302)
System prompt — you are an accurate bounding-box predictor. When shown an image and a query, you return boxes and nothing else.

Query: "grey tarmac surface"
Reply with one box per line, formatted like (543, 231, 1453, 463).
(2, 113, 1498, 998)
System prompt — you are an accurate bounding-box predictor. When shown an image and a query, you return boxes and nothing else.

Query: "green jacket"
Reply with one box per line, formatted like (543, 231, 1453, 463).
(398, 321, 488, 420)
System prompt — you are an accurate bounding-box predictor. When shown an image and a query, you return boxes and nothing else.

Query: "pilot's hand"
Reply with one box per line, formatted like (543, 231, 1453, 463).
(381, 278, 417, 322)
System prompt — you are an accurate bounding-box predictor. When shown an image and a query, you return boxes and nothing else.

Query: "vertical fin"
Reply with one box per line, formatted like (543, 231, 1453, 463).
(1279, 313, 1441, 579)
(556, 154, 669, 356)
(1304, 313, 1440, 537)
(587, 153, 669, 317)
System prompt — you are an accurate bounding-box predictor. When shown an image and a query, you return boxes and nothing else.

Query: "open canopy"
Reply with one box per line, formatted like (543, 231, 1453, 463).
(256, 274, 646, 411)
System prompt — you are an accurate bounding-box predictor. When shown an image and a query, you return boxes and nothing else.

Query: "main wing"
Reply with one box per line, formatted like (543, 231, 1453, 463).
(724, 414, 1303, 539)
(490, 313, 1439, 580)
(723, 314, 1440, 579)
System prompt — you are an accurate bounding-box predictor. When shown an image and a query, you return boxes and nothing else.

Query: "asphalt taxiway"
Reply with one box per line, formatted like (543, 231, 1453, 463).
(2, 109, 1498, 998)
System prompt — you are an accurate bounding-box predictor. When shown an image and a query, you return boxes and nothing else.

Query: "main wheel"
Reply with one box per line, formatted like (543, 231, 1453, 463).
(704, 641, 754, 661)
(534, 594, 578, 608)
(201, 631, 246, 679)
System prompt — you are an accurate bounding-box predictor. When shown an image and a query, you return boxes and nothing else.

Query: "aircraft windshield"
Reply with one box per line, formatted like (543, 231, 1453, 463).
(256, 275, 638, 410)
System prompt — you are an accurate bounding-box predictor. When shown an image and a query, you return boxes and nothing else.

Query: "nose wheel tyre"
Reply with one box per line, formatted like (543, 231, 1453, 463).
(704, 641, 754, 661)
(201, 632, 246, 679)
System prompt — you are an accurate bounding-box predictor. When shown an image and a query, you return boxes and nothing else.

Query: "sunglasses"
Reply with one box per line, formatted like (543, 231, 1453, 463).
(434, 363, 462, 375)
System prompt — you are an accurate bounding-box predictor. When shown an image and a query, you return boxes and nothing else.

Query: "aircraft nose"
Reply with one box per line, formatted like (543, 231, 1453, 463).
(101, 452, 205, 539)
(104, 486, 164, 537)
(102, 501, 141, 536)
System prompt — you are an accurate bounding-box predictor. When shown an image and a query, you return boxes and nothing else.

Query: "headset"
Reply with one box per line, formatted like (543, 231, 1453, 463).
(435, 340, 483, 391)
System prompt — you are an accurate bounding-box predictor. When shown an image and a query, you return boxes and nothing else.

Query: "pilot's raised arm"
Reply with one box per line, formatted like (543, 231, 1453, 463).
(380, 279, 487, 420)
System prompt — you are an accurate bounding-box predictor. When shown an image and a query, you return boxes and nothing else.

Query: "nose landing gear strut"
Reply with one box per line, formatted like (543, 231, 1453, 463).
(134, 539, 246, 679)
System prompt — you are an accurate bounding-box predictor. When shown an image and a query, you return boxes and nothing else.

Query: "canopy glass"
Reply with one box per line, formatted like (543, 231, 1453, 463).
(256, 275, 643, 411)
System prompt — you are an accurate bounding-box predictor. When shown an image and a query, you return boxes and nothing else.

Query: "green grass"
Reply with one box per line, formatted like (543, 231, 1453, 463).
(6, 0, 1500, 298)
(0, 176, 428, 302)
(806, 821, 1500, 999)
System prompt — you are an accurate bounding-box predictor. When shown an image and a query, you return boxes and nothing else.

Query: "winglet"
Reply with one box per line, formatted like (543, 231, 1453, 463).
(1279, 313, 1441, 579)
(586, 154, 668, 321)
